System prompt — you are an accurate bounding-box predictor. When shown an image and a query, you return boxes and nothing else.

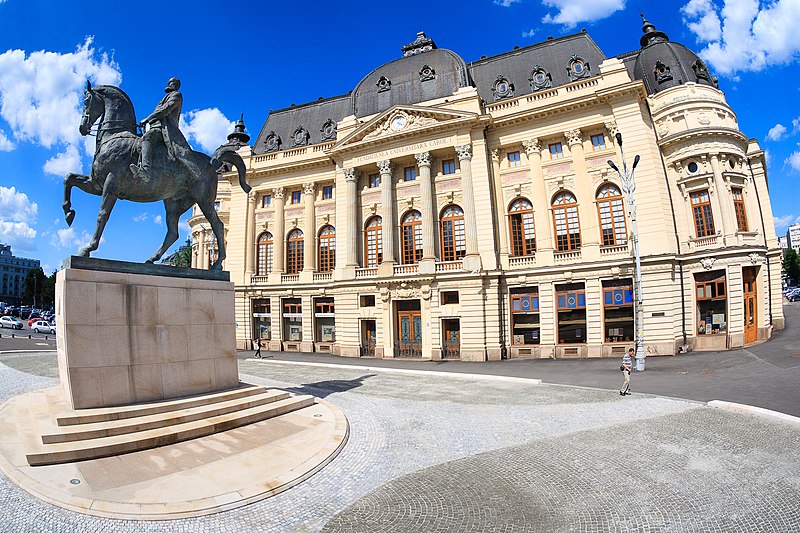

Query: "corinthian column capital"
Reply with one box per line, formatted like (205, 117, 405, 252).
(344, 168, 361, 182)
(564, 129, 583, 147)
(377, 160, 394, 174)
(522, 138, 541, 156)
(604, 121, 619, 139)
(272, 187, 285, 200)
(303, 182, 316, 196)
(455, 144, 472, 161)
(414, 151, 432, 167)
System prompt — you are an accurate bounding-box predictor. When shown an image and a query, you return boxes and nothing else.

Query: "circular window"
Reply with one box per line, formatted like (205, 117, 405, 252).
(325, 124, 334, 136)
(687, 161, 699, 173)
(534, 72, 546, 84)
(573, 61, 584, 74)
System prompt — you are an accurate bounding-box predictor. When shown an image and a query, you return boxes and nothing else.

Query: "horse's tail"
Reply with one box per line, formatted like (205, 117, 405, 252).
(210, 147, 251, 193)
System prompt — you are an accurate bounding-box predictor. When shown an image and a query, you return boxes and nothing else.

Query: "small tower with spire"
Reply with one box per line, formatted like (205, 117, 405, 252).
(227, 114, 251, 147)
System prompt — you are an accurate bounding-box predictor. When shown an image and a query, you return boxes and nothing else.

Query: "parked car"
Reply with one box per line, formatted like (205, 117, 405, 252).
(0, 316, 23, 329)
(31, 320, 56, 334)
(27, 315, 43, 327)
(788, 289, 800, 302)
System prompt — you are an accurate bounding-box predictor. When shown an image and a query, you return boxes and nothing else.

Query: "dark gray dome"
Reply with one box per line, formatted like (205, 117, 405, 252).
(351, 33, 470, 118)
(632, 15, 718, 95)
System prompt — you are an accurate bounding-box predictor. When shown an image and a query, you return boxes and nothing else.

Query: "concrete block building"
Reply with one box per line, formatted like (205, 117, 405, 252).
(188, 19, 783, 360)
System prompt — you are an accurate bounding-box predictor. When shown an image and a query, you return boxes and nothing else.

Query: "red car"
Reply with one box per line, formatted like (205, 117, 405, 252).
(27, 315, 42, 327)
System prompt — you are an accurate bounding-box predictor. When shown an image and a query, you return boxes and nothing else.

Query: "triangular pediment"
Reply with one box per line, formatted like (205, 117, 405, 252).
(332, 105, 480, 152)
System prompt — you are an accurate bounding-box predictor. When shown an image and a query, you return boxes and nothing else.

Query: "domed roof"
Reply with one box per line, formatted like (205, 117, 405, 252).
(350, 32, 470, 118)
(632, 14, 718, 95)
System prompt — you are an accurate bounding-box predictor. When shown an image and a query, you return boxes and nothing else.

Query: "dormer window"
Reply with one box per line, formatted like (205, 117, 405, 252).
(377, 76, 391, 93)
(691, 59, 711, 83)
(529, 65, 552, 91)
(492, 76, 515, 101)
(654, 61, 673, 84)
(419, 64, 436, 82)
(566, 55, 590, 81)
(292, 126, 309, 147)
(264, 131, 281, 152)
(320, 119, 336, 141)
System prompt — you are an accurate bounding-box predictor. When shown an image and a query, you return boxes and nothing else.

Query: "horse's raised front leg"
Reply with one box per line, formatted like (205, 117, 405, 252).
(63, 172, 95, 227)
(146, 196, 192, 264)
(78, 173, 118, 257)
(196, 199, 226, 270)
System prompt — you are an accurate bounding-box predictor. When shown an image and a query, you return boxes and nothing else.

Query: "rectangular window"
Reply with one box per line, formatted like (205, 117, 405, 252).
(282, 298, 302, 341)
(602, 279, 634, 343)
(314, 297, 335, 342)
(291, 190, 302, 204)
(549, 143, 563, 159)
(695, 272, 727, 335)
(508, 151, 521, 168)
(732, 188, 748, 232)
(510, 288, 540, 345)
(369, 173, 381, 188)
(690, 190, 715, 237)
(404, 166, 417, 181)
(591, 134, 606, 151)
(322, 186, 333, 200)
(261, 194, 272, 208)
(442, 159, 455, 175)
(556, 283, 586, 344)
(441, 291, 460, 305)
(360, 295, 376, 307)
(252, 299, 271, 341)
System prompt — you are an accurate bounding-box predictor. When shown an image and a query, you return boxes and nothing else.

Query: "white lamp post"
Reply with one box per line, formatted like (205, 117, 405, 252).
(608, 132, 645, 371)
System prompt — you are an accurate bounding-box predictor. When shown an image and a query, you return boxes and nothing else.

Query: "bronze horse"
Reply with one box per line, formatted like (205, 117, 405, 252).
(62, 82, 251, 269)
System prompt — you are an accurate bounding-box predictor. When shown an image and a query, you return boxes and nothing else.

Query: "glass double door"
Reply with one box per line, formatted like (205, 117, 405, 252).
(743, 267, 758, 345)
(396, 300, 422, 358)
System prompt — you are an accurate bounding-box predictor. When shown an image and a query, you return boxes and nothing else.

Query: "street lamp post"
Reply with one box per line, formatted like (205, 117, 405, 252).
(608, 132, 645, 371)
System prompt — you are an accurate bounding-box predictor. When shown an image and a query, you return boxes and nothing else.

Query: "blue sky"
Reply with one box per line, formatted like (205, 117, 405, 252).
(1, 0, 799, 273)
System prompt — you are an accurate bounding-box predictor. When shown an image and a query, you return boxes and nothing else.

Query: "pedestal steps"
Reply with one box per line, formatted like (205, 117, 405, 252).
(25, 386, 315, 466)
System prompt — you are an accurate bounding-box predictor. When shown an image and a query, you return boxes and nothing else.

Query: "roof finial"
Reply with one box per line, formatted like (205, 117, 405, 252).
(227, 113, 250, 145)
(639, 13, 669, 47)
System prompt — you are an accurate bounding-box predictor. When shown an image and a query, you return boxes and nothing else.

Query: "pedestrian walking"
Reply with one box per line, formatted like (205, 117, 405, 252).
(620, 347, 633, 396)
(254, 338, 262, 359)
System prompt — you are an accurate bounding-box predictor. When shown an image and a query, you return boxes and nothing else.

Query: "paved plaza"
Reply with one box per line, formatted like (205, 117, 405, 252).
(1, 309, 800, 532)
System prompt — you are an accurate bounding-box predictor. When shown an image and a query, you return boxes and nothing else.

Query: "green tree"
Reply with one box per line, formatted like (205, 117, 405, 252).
(784, 248, 800, 286)
(22, 267, 47, 308)
(41, 271, 57, 310)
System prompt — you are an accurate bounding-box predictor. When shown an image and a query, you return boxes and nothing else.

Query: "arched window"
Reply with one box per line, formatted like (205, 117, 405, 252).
(596, 184, 627, 246)
(364, 216, 383, 267)
(318, 225, 336, 272)
(552, 192, 581, 251)
(401, 210, 423, 264)
(440, 205, 466, 262)
(286, 229, 304, 274)
(256, 231, 273, 276)
(508, 198, 536, 256)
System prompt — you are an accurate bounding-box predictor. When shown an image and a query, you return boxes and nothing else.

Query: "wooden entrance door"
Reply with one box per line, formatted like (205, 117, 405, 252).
(743, 268, 758, 344)
(397, 310, 422, 357)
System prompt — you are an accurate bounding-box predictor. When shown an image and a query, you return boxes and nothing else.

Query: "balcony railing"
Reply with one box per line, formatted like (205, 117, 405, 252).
(508, 255, 536, 268)
(250, 275, 268, 284)
(436, 260, 463, 272)
(394, 264, 419, 275)
(600, 243, 630, 257)
(313, 272, 333, 281)
(554, 249, 582, 262)
(281, 273, 300, 283)
(690, 235, 719, 249)
(355, 267, 378, 278)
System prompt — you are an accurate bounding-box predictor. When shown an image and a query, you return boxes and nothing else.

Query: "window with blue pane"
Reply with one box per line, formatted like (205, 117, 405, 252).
(556, 283, 586, 344)
(602, 279, 634, 343)
(511, 288, 540, 345)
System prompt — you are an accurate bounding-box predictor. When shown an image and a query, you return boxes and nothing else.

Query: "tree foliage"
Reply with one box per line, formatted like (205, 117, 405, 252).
(784, 248, 800, 286)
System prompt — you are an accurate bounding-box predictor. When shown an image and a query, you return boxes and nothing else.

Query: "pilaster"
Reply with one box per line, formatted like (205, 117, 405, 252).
(456, 144, 482, 271)
(244, 191, 256, 280)
(378, 160, 396, 276)
(269, 187, 285, 283)
(565, 129, 600, 260)
(523, 138, 554, 264)
(416, 151, 436, 274)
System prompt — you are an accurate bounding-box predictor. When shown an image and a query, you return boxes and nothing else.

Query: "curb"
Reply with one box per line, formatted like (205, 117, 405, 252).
(246, 358, 542, 385)
(708, 400, 800, 427)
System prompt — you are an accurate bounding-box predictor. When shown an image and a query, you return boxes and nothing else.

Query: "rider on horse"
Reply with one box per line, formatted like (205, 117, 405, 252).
(130, 77, 200, 183)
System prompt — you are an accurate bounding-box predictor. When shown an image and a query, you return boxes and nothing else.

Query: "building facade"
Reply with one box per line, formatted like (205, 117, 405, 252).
(0, 244, 40, 307)
(189, 20, 784, 360)
(787, 223, 800, 254)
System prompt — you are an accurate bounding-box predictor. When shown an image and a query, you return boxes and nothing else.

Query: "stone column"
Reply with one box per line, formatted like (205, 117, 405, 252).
(710, 154, 734, 243)
(565, 129, 600, 260)
(416, 151, 436, 274)
(270, 187, 285, 283)
(198, 229, 207, 270)
(523, 138, 554, 263)
(456, 144, 482, 271)
(244, 191, 256, 280)
(490, 149, 509, 262)
(378, 160, 396, 276)
(344, 168, 361, 266)
(302, 183, 316, 276)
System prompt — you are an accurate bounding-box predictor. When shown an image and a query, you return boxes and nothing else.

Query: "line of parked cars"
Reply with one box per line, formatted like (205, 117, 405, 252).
(784, 287, 800, 302)
(0, 307, 56, 332)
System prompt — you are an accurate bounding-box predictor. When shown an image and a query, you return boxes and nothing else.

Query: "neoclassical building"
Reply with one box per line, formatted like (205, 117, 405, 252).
(189, 19, 784, 360)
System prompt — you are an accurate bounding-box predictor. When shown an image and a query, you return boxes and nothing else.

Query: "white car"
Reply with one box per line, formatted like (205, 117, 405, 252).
(31, 320, 56, 334)
(0, 316, 23, 329)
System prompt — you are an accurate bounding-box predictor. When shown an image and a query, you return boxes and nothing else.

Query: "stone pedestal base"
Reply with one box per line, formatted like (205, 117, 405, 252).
(56, 257, 239, 409)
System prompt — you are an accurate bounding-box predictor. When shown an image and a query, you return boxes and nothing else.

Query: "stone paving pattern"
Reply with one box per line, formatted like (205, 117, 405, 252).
(1, 351, 799, 532)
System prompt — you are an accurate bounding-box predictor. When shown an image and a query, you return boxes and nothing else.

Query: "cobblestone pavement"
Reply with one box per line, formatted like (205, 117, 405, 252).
(1, 352, 799, 532)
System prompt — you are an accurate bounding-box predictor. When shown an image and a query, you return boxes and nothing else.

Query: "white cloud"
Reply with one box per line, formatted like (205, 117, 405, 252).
(785, 150, 800, 172)
(793, 116, 800, 134)
(0, 186, 37, 222)
(52, 227, 96, 250)
(132, 212, 163, 225)
(0, 221, 36, 251)
(774, 213, 797, 232)
(494, 0, 521, 6)
(766, 123, 787, 141)
(0, 129, 14, 151)
(541, 0, 625, 28)
(180, 108, 234, 153)
(43, 145, 82, 176)
(681, 0, 800, 77)
(132, 213, 149, 223)
(153, 214, 163, 225)
(522, 28, 538, 38)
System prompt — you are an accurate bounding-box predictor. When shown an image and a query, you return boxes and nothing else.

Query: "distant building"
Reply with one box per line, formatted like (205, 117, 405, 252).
(787, 223, 800, 254)
(0, 244, 40, 306)
(778, 236, 788, 252)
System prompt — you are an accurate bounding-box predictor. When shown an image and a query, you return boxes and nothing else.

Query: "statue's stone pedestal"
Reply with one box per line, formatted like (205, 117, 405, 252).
(56, 257, 239, 409)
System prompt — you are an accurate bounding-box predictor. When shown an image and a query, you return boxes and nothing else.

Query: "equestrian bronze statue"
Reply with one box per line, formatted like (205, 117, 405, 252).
(62, 79, 251, 269)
